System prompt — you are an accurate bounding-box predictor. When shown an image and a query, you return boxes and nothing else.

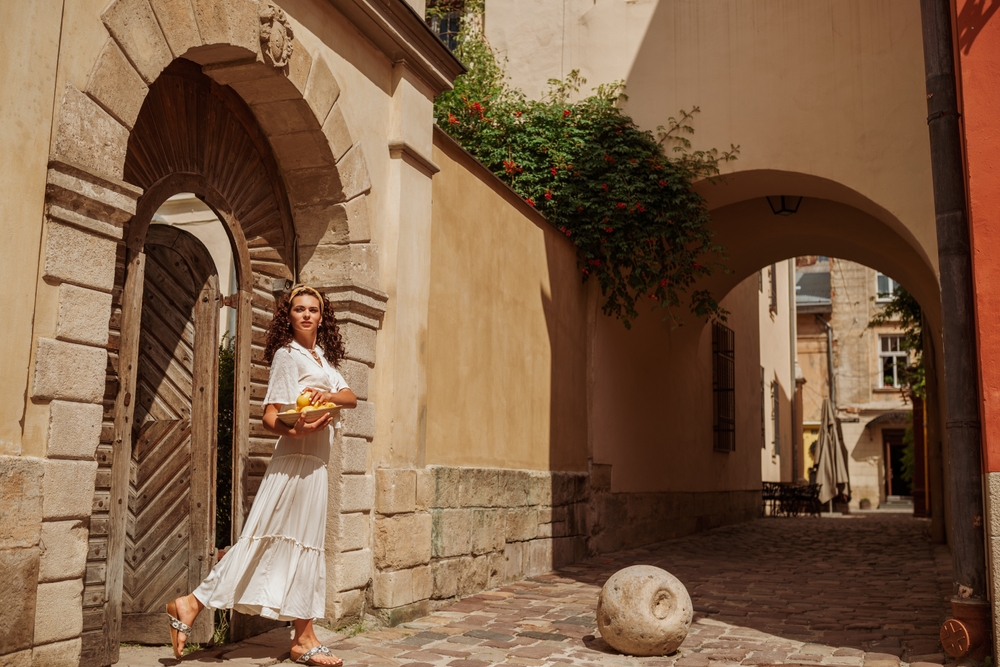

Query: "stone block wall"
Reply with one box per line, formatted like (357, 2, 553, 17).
(369, 466, 589, 624)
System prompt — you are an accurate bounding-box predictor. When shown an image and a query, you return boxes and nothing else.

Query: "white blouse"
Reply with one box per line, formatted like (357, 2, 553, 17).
(263, 339, 350, 408)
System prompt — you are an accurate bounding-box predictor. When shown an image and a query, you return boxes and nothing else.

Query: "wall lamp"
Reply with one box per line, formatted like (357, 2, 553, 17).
(766, 195, 803, 216)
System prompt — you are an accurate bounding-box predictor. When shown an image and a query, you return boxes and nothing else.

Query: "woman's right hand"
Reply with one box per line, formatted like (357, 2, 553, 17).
(284, 411, 332, 439)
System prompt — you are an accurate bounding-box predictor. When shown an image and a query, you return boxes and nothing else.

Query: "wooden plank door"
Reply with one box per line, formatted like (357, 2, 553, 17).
(120, 226, 219, 643)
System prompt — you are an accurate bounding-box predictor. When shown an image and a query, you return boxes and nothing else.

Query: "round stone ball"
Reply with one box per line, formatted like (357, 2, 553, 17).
(596, 564, 693, 656)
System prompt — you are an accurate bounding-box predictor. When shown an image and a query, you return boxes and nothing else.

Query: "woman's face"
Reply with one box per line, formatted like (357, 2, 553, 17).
(289, 294, 322, 336)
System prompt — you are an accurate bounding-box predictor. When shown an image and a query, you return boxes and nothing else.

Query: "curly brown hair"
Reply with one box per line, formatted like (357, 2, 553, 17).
(263, 288, 346, 366)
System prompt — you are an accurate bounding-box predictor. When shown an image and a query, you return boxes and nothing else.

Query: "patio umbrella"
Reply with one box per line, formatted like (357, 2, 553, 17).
(814, 398, 850, 505)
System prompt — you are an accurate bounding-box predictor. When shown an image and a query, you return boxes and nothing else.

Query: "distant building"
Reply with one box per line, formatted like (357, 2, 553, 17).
(796, 257, 914, 509)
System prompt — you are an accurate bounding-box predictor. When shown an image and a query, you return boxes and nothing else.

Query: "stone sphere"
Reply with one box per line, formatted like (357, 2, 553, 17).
(596, 565, 693, 656)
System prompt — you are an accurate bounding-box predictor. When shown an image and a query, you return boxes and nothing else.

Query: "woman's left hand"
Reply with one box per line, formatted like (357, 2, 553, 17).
(304, 387, 336, 406)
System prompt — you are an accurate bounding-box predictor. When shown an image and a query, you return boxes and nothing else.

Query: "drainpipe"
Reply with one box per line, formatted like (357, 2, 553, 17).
(789, 261, 799, 481)
(816, 315, 836, 409)
(918, 0, 989, 656)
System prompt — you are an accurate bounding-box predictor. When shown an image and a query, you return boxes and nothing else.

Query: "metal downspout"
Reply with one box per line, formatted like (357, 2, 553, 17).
(918, 0, 987, 599)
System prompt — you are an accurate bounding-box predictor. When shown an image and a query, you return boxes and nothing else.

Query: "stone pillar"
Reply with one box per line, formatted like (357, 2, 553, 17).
(7, 160, 140, 667)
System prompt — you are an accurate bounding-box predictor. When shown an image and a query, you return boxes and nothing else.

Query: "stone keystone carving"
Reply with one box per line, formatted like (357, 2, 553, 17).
(596, 564, 693, 656)
(259, 2, 294, 67)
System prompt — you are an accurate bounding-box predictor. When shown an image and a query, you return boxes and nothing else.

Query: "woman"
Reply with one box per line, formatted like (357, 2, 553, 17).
(166, 286, 356, 666)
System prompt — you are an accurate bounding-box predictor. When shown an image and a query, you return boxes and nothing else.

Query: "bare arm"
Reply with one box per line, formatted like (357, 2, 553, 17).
(304, 387, 358, 409)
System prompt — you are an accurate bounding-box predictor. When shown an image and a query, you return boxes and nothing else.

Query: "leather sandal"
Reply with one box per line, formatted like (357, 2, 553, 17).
(294, 645, 343, 666)
(165, 602, 193, 659)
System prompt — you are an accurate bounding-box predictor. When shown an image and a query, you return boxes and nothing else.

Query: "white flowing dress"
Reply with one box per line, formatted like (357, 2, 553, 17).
(192, 340, 349, 621)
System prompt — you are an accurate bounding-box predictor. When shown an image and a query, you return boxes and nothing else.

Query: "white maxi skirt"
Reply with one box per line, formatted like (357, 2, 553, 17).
(193, 432, 330, 621)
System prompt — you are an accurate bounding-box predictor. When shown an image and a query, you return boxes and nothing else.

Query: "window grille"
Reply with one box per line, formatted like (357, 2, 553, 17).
(879, 334, 907, 388)
(771, 379, 780, 455)
(713, 321, 736, 452)
(876, 272, 899, 302)
(760, 366, 766, 449)
(426, 9, 462, 51)
(768, 263, 778, 314)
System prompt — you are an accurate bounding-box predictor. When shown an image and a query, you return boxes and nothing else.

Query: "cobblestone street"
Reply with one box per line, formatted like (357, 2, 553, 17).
(120, 514, 953, 667)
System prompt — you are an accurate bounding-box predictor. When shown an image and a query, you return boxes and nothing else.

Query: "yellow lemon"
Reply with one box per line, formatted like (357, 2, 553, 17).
(296, 393, 311, 409)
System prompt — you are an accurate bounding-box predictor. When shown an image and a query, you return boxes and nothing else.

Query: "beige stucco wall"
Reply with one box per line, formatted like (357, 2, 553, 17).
(426, 133, 590, 472)
(759, 261, 795, 483)
(486, 0, 937, 282)
(0, 1, 63, 455)
(591, 273, 763, 494)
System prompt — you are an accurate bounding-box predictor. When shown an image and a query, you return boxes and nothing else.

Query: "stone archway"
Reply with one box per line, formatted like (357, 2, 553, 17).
(32, 1, 385, 664)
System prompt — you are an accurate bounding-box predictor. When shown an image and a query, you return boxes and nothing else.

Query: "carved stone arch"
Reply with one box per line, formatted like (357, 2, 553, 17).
(34, 1, 387, 662)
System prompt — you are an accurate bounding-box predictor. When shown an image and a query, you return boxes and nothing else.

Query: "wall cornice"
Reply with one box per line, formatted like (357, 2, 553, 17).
(322, 0, 465, 94)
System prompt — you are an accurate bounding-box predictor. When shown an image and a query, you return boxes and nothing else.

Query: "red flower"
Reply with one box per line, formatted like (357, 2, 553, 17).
(636, 203, 646, 213)
(514, 110, 523, 117)
(603, 227, 614, 233)
(525, 197, 535, 207)
(658, 179, 667, 187)
(648, 294, 659, 300)
(582, 268, 590, 275)
(544, 191, 553, 201)
(604, 154, 615, 163)
(659, 278, 669, 287)
(560, 226, 572, 236)
(691, 263, 703, 270)
(551, 167, 558, 176)
(601, 183, 609, 191)
(448, 114, 458, 125)
(589, 259, 602, 267)
(577, 206, 584, 212)
(630, 158, 637, 164)
(616, 202, 627, 209)
(563, 109, 571, 117)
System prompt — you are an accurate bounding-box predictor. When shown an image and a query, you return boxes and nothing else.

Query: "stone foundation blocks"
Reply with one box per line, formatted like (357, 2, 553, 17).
(43, 220, 118, 293)
(374, 513, 431, 569)
(0, 548, 40, 654)
(32, 339, 107, 404)
(30, 637, 82, 667)
(337, 548, 371, 592)
(340, 322, 377, 367)
(373, 565, 431, 608)
(459, 467, 500, 507)
(337, 512, 368, 553)
(375, 468, 416, 515)
(431, 508, 472, 558)
(47, 401, 105, 461)
(470, 508, 504, 555)
(0, 456, 44, 549)
(34, 578, 83, 645)
(55, 284, 113, 349)
(38, 520, 88, 583)
(342, 399, 375, 440)
(41, 459, 98, 521)
(340, 474, 373, 513)
(341, 437, 368, 475)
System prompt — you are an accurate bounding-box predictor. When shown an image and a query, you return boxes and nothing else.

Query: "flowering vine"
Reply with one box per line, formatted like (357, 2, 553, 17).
(431, 4, 737, 326)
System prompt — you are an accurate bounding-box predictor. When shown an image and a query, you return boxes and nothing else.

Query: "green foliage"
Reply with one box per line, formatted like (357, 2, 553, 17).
(432, 9, 736, 327)
(216, 335, 235, 550)
(868, 286, 925, 397)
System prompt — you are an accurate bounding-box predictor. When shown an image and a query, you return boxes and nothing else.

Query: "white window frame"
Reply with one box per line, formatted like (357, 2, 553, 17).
(878, 334, 907, 388)
(875, 272, 899, 303)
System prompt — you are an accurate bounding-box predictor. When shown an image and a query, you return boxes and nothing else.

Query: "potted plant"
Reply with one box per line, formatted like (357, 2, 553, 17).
(859, 498, 872, 510)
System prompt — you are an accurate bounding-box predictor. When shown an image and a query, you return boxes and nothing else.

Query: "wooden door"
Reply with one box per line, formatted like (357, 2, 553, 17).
(120, 225, 220, 643)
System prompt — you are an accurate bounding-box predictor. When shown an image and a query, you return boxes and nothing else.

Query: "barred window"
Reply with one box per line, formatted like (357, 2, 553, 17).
(713, 322, 736, 452)
(426, 2, 463, 52)
(879, 334, 906, 388)
(760, 366, 766, 449)
(771, 379, 780, 455)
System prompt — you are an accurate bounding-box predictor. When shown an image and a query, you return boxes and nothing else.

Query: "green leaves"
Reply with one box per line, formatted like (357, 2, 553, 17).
(434, 19, 735, 326)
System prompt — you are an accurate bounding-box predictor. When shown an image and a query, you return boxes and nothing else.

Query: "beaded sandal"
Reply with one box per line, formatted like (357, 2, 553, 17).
(165, 602, 193, 659)
(295, 645, 343, 666)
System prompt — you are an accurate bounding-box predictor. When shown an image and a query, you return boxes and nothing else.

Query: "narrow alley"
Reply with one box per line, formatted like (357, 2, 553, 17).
(120, 514, 952, 667)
